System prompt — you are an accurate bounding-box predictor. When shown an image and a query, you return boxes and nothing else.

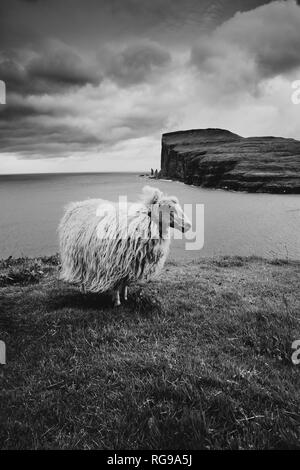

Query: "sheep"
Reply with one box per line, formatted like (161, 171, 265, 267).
(58, 185, 191, 306)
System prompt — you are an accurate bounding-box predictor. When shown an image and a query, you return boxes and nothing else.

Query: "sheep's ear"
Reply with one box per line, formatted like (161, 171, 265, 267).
(141, 186, 163, 205)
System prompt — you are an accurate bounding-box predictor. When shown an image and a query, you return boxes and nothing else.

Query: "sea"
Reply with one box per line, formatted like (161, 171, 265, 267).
(0, 172, 299, 261)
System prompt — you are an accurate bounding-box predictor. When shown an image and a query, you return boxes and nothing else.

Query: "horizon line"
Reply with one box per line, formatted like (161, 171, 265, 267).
(0, 170, 151, 177)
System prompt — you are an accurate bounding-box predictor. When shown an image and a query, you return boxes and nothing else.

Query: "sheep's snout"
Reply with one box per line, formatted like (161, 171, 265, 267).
(182, 218, 192, 233)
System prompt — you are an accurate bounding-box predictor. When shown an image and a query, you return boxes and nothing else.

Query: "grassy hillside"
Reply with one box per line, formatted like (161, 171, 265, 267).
(0, 255, 300, 450)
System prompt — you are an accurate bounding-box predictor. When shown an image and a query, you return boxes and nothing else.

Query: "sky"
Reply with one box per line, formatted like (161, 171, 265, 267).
(1, 0, 300, 173)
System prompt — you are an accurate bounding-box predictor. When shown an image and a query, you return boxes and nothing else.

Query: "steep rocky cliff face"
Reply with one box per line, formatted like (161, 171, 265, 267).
(160, 129, 300, 193)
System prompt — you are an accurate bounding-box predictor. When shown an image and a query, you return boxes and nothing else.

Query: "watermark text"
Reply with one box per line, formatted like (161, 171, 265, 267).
(291, 339, 300, 365)
(291, 80, 300, 105)
(95, 197, 204, 251)
(0, 80, 6, 105)
(0, 340, 6, 365)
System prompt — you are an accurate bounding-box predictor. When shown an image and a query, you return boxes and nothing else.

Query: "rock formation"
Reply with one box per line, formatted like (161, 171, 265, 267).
(160, 128, 300, 193)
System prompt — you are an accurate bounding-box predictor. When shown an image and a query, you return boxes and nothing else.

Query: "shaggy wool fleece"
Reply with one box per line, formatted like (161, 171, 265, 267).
(58, 187, 171, 293)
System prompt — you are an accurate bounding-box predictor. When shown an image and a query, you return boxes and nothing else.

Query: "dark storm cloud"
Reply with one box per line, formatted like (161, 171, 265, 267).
(0, 58, 27, 95)
(0, 102, 49, 121)
(106, 42, 171, 87)
(0, 119, 103, 159)
(0, 94, 72, 122)
(0, 46, 101, 96)
(95, 0, 276, 34)
(0, 88, 172, 162)
(0, 0, 277, 52)
(0, 0, 297, 166)
(28, 48, 101, 88)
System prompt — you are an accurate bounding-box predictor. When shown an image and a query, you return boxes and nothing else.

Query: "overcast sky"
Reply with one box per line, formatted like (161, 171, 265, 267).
(1, 0, 300, 173)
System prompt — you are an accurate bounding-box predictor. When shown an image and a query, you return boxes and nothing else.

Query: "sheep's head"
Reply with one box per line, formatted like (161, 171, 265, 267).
(141, 185, 192, 236)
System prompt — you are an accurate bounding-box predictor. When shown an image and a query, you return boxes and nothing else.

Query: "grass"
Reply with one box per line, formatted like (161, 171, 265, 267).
(0, 255, 300, 450)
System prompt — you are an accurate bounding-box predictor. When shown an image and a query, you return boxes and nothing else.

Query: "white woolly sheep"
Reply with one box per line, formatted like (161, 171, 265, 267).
(58, 186, 191, 306)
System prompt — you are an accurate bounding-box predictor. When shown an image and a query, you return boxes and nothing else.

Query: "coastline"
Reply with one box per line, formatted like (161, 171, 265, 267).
(140, 173, 300, 195)
(160, 129, 300, 195)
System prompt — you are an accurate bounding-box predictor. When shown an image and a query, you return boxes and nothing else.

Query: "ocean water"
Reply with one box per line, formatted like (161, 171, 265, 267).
(0, 172, 299, 261)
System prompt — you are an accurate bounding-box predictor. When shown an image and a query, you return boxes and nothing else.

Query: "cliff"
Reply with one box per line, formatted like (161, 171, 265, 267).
(160, 128, 300, 193)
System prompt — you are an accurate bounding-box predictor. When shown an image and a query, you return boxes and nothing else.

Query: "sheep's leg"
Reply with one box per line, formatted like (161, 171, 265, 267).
(120, 285, 128, 301)
(123, 286, 128, 301)
(114, 290, 121, 307)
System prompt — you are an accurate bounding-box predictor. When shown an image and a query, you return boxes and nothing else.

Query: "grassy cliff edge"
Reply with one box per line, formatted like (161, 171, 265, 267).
(161, 129, 300, 193)
(0, 255, 300, 449)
